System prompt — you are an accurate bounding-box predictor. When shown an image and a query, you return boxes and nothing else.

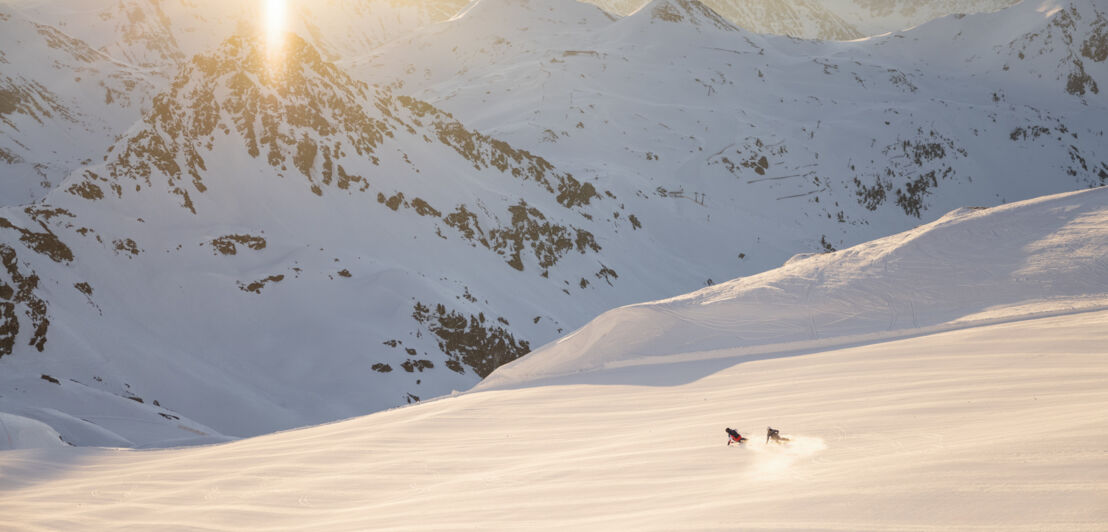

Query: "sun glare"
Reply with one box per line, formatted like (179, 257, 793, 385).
(264, 0, 288, 62)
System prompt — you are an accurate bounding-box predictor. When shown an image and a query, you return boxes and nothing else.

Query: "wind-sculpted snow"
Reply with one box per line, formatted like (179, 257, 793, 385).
(1, 308, 1106, 528)
(479, 187, 1108, 389)
(0, 412, 67, 450)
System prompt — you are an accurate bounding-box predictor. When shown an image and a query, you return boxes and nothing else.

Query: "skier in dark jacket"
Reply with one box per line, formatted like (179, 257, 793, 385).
(725, 428, 746, 445)
(766, 426, 790, 444)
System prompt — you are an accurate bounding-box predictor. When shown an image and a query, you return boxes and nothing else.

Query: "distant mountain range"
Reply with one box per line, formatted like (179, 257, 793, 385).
(0, 0, 1032, 203)
(0, 0, 1104, 448)
(586, 0, 1020, 39)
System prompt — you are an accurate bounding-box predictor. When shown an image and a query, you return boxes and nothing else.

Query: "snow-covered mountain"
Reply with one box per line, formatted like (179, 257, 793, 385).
(698, 0, 864, 40)
(586, 0, 1019, 40)
(369, 0, 1106, 275)
(0, 27, 626, 446)
(0, 0, 469, 205)
(1, 186, 1105, 530)
(0, 0, 1105, 449)
(0, 4, 154, 206)
(0, 0, 1046, 204)
(825, 0, 1020, 37)
(9, 0, 468, 68)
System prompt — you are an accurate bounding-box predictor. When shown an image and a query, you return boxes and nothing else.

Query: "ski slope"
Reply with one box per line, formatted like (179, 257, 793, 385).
(0, 307, 1104, 529)
(1, 188, 1105, 530)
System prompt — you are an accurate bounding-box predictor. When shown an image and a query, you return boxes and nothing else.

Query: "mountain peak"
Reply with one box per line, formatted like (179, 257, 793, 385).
(635, 0, 737, 31)
(74, 30, 387, 213)
(451, 0, 617, 27)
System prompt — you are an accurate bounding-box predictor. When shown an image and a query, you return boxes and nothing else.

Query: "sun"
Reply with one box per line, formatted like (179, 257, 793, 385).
(264, 0, 288, 60)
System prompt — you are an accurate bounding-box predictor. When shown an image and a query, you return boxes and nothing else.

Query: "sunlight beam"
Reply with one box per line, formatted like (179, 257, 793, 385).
(264, 0, 288, 64)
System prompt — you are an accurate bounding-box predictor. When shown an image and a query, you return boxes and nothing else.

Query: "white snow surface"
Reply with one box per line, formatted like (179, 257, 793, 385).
(1, 187, 1106, 529)
(1, 0, 1106, 450)
(586, 0, 1019, 40)
(0, 412, 67, 450)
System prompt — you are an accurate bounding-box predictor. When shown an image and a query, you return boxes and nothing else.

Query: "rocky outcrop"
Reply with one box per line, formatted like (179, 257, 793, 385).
(0, 244, 49, 357)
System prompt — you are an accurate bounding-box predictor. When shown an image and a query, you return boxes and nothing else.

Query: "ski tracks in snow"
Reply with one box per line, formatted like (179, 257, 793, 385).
(742, 436, 828, 481)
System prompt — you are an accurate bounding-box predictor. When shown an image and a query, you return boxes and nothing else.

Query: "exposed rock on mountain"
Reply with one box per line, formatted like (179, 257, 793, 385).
(0, 29, 634, 446)
(0, 6, 153, 205)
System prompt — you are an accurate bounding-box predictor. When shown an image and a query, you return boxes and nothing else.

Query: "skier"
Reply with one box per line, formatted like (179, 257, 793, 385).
(766, 426, 790, 444)
(725, 427, 746, 445)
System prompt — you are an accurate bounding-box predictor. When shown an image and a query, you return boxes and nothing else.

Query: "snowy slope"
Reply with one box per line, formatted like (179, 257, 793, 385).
(585, 0, 1019, 40)
(701, 0, 864, 40)
(480, 187, 1108, 389)
(0, 187, 1105, 530)
(0, 0, 1106, 450)
(825, 0, 1020, 37)
(0, 5, 154, 205)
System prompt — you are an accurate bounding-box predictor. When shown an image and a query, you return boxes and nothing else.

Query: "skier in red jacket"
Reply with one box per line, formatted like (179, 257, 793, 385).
(725, 427, 746, 445)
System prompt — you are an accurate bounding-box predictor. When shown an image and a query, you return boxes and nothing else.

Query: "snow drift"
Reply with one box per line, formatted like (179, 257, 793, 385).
(0, 412, 68, 450)
(480, 187, 1108, 389)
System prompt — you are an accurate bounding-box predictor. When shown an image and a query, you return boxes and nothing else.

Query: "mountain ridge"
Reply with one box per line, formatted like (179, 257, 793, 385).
(479, 186, 1108, 390)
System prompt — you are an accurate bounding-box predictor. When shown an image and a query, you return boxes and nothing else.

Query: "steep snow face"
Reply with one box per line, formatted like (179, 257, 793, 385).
(454, 0, 616, 25)
(10, 0, 238, 71)
(0, 6, 154, 206)
(826, 0, 1020, 36)
(632, 0, 738, 32)
(702, 0, 863, 40)
(864, 0, 1108, 103)
(1001, 1, 1108, 98)
(295, 0, 469, 61)
(435, 0, 619, 55)
(354, 0, 617, 92)
(11, 0, 210, 75)
(479, 187, 1108, 390)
